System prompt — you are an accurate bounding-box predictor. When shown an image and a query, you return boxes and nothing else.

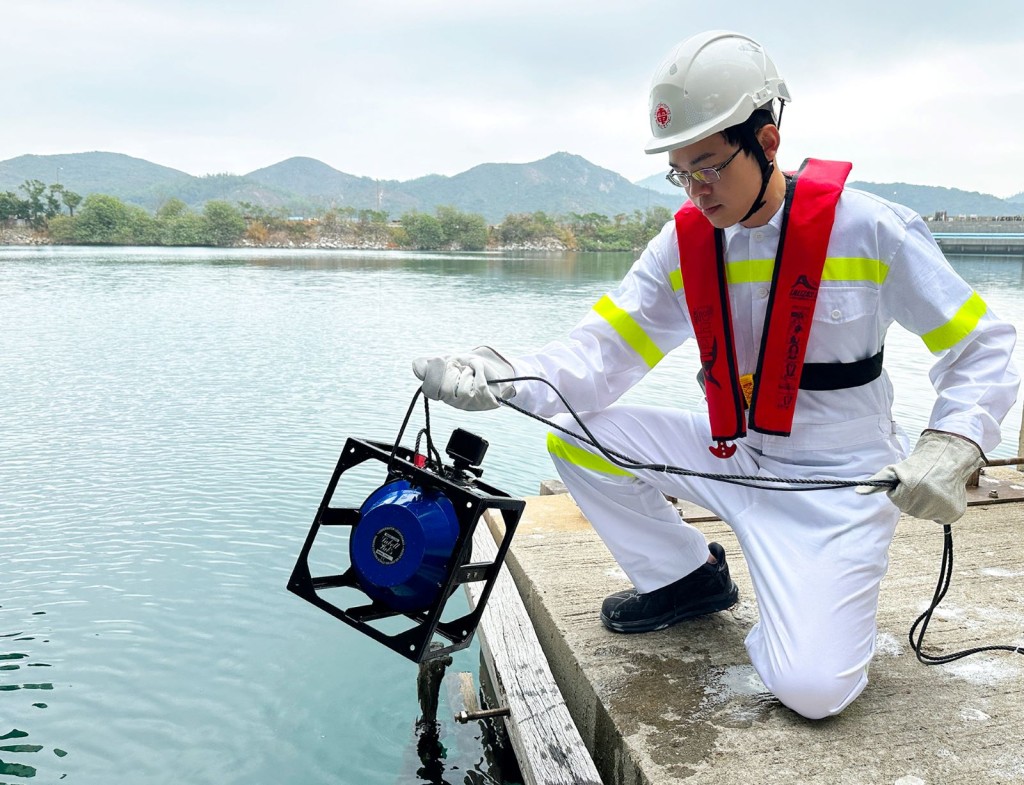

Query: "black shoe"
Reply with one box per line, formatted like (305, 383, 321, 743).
(600, 542, 738, 634)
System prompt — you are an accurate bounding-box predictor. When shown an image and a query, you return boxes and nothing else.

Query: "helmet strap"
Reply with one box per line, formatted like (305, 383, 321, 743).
(739, 122, 774, 223)
(739, 165, 773, 223)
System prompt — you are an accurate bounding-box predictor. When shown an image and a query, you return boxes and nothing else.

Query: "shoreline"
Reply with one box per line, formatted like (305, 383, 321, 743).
(4, 221, 1024, 254)
(0, 227, 573, 253)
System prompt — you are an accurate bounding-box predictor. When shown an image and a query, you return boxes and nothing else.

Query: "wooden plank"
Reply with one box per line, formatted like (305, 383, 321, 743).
(465, 518, 603, 785)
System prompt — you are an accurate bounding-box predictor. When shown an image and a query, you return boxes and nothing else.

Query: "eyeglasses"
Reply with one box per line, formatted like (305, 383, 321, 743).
(665, 148, 742, 189)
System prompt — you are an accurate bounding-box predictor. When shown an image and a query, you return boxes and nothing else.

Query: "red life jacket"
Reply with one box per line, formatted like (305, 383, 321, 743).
(674, 158, 852, 456)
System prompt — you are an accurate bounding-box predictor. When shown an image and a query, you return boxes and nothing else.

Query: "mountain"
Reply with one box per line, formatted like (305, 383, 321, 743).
(0, 151, 300, 212)
(0, 151, 192, 202)
(634, 172, 680, 196)
(847, 182, 1018, 218)
(245, 157, 420, 216)
(244, 152, 679, 221)
(399, 152, 679, 221)
(1, 150, 1020, 222)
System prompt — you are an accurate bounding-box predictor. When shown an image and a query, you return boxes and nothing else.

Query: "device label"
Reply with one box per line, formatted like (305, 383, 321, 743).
(372, 527, 405, 565)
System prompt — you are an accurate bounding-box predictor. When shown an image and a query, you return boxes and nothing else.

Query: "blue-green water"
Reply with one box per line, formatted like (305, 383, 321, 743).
(2, 245, 1022, 784)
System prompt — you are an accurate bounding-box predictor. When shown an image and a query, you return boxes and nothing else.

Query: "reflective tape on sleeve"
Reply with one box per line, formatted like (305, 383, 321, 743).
(592, 294, 665, 369)
(922, 292, 987, 353)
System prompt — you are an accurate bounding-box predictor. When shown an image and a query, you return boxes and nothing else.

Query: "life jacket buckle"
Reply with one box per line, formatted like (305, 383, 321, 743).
(709, 440, 737, 459)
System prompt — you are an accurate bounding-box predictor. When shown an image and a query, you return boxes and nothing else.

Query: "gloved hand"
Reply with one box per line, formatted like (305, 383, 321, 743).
(412, 346, 515, 411)
(857, 429, 985, 524)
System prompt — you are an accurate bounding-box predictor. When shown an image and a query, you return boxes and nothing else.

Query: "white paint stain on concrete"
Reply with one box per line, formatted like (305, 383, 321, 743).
(959, 706, 991, 722)
(875, 631, 905, 657)
(980, 566, 1024, 578)
(944, 657, 1021, 685)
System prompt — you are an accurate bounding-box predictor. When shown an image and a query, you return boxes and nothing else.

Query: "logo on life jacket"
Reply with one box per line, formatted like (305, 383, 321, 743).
(791, 274, 818, 300)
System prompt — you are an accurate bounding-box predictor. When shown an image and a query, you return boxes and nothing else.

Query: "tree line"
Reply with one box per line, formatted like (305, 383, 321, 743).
(2, 180, 676, 252)
(1, 179, 84, 226)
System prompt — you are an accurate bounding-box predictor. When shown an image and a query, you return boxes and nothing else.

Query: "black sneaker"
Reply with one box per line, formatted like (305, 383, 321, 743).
(600, 542, 738, 634)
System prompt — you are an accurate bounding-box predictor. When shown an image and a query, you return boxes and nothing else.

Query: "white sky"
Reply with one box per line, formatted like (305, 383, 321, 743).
(7, 0, 1024, 197)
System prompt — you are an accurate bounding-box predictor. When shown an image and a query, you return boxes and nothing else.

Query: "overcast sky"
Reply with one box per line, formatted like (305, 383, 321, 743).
(7, 0, 1024, 197)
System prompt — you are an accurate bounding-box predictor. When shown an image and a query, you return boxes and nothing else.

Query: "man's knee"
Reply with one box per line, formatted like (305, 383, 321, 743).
(761, 663, 868, 720)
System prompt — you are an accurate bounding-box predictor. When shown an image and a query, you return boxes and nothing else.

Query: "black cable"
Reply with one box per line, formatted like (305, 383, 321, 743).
(909, 525, 1023, 664)
(389, 389, 442, 472)
(493, 375, 894, 492)
(420, 396, 443, 465)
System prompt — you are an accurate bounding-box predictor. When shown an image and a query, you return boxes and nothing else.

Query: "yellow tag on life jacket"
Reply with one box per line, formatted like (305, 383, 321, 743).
(739, 374, 755, 408)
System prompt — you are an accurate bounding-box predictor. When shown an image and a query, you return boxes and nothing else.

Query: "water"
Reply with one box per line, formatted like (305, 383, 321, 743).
(1, 245, 1022, 784)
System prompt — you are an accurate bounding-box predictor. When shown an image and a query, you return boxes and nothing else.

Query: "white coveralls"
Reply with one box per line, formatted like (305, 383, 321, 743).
(507, 188, 1019, 719)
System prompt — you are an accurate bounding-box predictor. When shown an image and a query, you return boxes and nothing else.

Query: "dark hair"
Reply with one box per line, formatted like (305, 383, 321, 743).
(721, 104, 778, 150)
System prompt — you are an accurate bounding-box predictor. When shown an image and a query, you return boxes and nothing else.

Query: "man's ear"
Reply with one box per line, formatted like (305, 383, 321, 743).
(757, 124, 781, 162)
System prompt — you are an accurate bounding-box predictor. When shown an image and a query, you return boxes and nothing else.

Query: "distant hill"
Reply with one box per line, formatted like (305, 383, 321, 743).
(1, 150, 1020, 222)
(0, 151, 300, 212)
(400, 153, 680, 222)
(847, 182, 1019, 218)
(245, 157, 420, 216)
(0, 151, 192, 202)
(634, 172, 681, 196)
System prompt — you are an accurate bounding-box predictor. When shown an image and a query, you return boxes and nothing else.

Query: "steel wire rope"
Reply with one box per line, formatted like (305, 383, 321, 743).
(493, 375, 895, 492)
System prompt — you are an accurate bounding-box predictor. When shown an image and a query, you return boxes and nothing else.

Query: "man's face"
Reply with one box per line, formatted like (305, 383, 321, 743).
(667, 134, 764, 229)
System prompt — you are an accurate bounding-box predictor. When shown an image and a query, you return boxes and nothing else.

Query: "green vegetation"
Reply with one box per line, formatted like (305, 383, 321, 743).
(0, 179, 83, 227)
(401, 206, 489, 251)
(3, 179, 676, 252)
(47, 193, 248, 246)
(565, 208, 673, 251)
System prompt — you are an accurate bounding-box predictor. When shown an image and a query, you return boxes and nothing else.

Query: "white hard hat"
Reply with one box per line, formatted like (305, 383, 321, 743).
(645, 30, 791, 155)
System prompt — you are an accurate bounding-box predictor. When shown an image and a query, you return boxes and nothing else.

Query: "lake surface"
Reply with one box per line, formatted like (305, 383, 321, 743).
(2, 245, 1022, 785)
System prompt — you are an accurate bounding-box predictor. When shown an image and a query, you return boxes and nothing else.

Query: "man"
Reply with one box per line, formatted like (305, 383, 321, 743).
(413, 30, 1019, 719)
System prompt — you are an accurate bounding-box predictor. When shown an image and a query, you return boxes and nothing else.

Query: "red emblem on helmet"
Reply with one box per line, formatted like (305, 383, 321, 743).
(654, 102, 672, 129)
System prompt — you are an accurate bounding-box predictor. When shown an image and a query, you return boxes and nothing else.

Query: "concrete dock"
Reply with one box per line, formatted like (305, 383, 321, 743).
(484, 467, 1024, 785)
(932, 233, 1024, 255)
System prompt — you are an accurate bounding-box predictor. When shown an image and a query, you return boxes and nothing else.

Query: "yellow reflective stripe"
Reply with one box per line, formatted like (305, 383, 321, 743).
(670, 257, 888, 291)
(670, 259, 773, 290)
(547, 433, 634, 477)
(726, 258, 774, 284)
(669, 268, 683, 292)
(922, 292, 987, 352)
(822, 257, 889, 284)
(593, 294, 664, 368)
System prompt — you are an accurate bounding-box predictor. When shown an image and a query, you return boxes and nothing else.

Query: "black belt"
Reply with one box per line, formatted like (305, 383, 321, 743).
(799, 347, 884, 390)
(697, 347, 884, 396)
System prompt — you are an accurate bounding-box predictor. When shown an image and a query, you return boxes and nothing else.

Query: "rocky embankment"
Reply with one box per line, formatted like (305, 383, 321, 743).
(237, 235, 570, 252)
(0, 226, 570, 251)
(0, 228, 49, 245)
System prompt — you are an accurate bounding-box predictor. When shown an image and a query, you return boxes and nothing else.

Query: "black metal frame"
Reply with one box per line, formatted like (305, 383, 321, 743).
(287, 437, 525, 663)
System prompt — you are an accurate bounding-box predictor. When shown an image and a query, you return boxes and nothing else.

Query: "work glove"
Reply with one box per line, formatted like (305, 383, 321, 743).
(857, 429, 985, 524)
(412, 346, 515, 411)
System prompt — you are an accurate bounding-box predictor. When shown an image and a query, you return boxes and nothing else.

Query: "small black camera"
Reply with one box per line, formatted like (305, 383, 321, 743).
(445, 428, 488, 469)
